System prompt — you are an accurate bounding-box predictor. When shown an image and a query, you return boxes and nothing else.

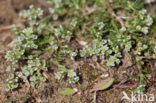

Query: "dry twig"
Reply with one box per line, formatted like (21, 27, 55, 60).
(0, 25, 13, 31)
(0, 51, 6, 55)
(109, 9, 125, 28)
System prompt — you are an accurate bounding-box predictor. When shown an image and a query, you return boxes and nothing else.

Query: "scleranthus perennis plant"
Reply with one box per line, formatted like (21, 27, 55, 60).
(5, 69, 19, 91)
(22, 58, 47, 88)
(55, 65, 79, 84)
(5, 27, 38, 64)
(4, 0, 156, 95)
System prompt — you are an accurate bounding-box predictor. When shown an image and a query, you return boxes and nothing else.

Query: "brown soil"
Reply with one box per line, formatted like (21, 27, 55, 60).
(0, 0, 156, 103)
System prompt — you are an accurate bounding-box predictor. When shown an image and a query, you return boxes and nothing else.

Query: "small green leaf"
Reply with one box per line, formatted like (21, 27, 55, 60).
(133, 0, 144, 9)
(58, 65, 68, 72)
(59, 88, 75, 95)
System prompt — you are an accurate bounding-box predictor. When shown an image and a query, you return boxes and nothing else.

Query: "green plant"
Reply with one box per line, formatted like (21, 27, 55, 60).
(5, 73, 19, 91)
(55, 65, 79, 84)
(22, 58, 47, 87)
(5, 68, 19, 91)
(135, 72, 151, 94)
(19, 5, 44, 26)
(4, 0, 156, 94)
(5, 27, 38, 64)
(5, 5, 76, 91)
(60, 46, 77, 60)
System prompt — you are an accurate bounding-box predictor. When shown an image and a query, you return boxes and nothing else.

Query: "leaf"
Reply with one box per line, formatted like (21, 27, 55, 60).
(58, 64, 68, 72)
(59, 88, 75, 95)
(111, 19, 118, 31)
(133, 0, 145, 9)
(90, 77, 115, 92)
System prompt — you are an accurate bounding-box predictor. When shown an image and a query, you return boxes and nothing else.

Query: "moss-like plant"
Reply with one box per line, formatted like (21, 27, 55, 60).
(55, 65, 79, 84)
(5, 0, 156, 94)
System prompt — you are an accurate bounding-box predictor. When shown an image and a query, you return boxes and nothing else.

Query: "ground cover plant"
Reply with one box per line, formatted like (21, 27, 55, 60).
(0, 0, 156, 102)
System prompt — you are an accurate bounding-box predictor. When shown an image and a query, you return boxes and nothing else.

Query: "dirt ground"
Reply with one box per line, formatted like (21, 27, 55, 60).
(0, 0, 156, 103)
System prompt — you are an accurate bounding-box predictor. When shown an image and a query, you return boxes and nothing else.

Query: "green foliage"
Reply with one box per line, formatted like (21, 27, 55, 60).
(4, 0, 156, 93)
(5, 70, 19, 91)
(22, 58, 47, 87)
(135, 72, 151, 94)
(62, 48, 77, 60)
(5, 27, 38, 64)
(19, 5, 43, 26)
(55, 65, 79, 84)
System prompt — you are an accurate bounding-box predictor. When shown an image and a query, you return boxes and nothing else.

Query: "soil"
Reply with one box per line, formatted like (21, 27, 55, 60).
(0, 0, 156, 103)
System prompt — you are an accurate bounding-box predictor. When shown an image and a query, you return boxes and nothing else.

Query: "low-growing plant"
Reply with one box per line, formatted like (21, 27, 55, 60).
(4, 0, 156, 95)
(135, 71, 151, 94)
(5, 72, 19, 91)
(55, 65, 79, 84)
(5, 5, 77, 90)
(22, 58, 47, 87)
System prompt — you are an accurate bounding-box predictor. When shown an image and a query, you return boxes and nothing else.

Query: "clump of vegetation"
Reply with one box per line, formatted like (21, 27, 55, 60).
(55, 65, 79, 84)
(4, 0, 156, 96)
(5, 68, 19, 91)
(22, 58, 47, 87)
